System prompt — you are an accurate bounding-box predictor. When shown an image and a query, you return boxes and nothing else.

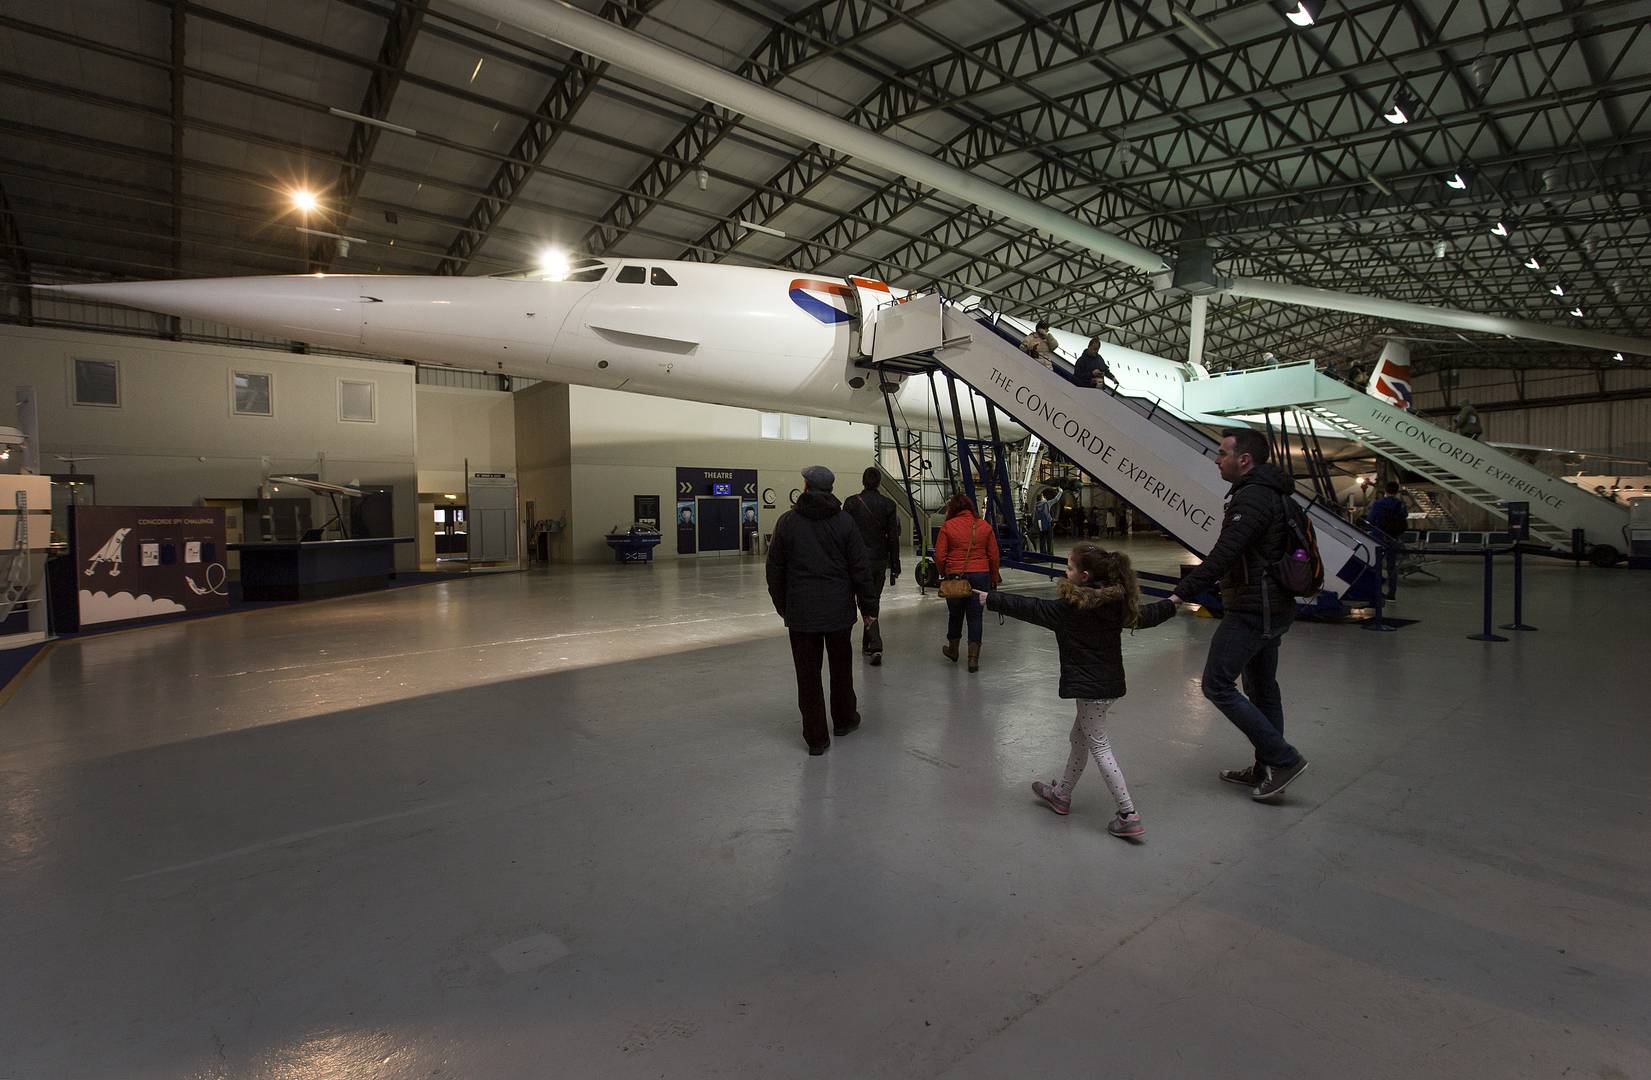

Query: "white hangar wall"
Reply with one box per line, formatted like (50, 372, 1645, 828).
(0, 324, 422, 568)
(516, 383, 881, 563)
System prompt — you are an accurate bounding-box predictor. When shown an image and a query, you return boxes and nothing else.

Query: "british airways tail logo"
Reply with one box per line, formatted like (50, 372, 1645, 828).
(1370, 356, 1414, 410)
(789, 278, 854, 324)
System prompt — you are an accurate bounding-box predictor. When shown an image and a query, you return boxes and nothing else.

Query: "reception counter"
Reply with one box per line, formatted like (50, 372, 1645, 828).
(231, 537, 413, 601)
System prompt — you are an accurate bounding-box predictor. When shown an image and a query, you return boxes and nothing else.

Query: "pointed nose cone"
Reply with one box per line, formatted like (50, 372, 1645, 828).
(39, 276, 367, 348)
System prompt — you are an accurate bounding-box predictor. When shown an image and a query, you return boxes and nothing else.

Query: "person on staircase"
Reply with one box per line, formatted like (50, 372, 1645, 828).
(934, 493, 1000, 674)
(1020, 320, 1058, 371)
(843, 467, 902, 666)
(1073, 336, 1117, 392)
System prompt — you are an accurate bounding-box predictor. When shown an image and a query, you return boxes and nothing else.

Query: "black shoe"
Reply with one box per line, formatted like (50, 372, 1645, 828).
(1219, 764, 1262, 787)
(808, 743, 829, 756)
(869, 652, 882, 666)
(832, 712, 861, 738)
(1251, 759, 1309, 802)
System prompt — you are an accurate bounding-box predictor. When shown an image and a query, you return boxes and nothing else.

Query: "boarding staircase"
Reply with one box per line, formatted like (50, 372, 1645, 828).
(1181, 362, 1630, 561)
(860, 294, 1379, 602)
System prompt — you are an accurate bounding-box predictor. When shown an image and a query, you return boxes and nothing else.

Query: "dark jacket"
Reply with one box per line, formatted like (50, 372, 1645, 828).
(988, 579, 1175, 699)
(843, 487, 901, 573)
(1365, 495, 1407, 539)
(1073, 349, 1112, 388)
(1172, 462, 1296, 616)
(766, 491, 878, 632)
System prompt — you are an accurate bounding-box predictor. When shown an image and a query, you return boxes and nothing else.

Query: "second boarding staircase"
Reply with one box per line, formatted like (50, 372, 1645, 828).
(868, 294, 1380, 602)
(1181, 363, 1630, 560)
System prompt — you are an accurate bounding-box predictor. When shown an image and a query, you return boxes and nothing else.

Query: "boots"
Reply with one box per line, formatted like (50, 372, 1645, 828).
(967, 641, 981, 673)
(941, 638, 960, 663)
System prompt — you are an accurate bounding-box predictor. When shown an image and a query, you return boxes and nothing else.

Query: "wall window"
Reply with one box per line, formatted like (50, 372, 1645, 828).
(339, 379, 376, 423)
(760, 412, 782, 439)
(232, 370, 273, 416)
(71, 357, 120, 407)
(786, 414, 811, 441)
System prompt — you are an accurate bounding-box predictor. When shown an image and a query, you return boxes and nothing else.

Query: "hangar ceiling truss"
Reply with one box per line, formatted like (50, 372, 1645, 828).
(0, 0, 1647, 371)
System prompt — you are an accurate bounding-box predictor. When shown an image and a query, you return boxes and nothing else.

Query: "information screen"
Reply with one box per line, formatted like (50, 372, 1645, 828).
(712, 482, 732, 496)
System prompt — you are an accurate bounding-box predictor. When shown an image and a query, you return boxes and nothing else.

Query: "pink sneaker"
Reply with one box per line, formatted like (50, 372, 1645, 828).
(1107, 811, 1145, 839)
(1031, 780, 1070, 816)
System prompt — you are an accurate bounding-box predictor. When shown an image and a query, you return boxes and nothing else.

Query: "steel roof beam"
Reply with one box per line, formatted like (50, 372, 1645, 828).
(313, 0, 429, 272)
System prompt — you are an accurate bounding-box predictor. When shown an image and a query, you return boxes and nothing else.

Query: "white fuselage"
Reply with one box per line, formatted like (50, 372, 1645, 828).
(44, 259, 1197, 435)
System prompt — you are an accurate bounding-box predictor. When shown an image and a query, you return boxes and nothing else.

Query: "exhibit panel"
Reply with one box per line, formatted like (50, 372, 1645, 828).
(71, 506, 228, 626)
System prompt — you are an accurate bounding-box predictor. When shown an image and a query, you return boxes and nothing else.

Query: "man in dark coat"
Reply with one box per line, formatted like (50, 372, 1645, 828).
(767, 465, 880, 755)
(1072, 336, 1116, 391)
(843, 466, 902, 666)
(1169, 428, 1309, 802)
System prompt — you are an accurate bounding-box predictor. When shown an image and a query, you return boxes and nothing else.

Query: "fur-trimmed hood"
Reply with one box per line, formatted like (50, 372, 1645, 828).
(1057, 579, 1126, 609)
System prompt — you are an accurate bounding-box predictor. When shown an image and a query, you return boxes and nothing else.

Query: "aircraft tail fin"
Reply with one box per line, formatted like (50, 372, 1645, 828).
(1367, 339, 1414, 410)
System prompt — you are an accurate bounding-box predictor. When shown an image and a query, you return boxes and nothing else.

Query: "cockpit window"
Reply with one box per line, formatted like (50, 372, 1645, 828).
(650, 267, 678, 286)
(565, 266, 606, 282)
(617, 265, 646, 284)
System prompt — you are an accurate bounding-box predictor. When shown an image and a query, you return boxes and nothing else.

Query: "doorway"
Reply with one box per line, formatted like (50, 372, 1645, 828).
(696, 496, 741, 555)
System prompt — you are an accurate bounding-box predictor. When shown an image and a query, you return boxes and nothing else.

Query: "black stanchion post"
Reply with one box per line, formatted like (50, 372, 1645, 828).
(1499, 545, 1538, 631)
(1468, 547, 1509, 642)
(1364, 543, 1397, 632)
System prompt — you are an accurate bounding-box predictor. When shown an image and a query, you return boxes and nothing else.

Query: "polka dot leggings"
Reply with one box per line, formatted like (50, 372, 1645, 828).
(1055, 698, 1135, 815)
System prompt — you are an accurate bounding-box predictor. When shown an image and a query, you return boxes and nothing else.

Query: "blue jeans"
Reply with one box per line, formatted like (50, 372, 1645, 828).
(1201, 609, 1301, 768)
(945, 572, 994, 643)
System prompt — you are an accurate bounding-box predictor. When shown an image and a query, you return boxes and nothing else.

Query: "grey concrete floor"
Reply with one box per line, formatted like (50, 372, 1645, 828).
(2, 540, 1648, 1079)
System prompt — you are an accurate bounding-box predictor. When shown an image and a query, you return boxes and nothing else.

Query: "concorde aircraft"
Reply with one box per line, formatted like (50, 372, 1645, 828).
(41, 256, 1209, 439)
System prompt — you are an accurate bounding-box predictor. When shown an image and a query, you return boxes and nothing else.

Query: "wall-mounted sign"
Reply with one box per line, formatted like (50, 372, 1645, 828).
(676, 466, 757, 554)
(73, 506, 228, 626)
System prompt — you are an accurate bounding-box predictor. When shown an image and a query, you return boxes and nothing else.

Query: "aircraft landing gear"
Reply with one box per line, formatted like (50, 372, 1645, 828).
(1588, 544, 1622, 568)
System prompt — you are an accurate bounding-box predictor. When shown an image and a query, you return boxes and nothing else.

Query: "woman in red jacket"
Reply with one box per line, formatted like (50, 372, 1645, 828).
(933, 492, 1001, 672)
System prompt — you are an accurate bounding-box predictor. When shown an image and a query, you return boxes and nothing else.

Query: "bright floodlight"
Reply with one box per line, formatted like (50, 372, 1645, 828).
(1284, 3, 1315, 27)
(1382, 104, 1408, 125)
(1490, 222, 1509, 237)
(537, 248, 570, 280)
(290, 189, 319, 213)
(1445, 173, 1467, 190)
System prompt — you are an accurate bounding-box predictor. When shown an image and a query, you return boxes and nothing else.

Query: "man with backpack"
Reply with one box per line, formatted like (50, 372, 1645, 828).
(843, 467, 903, 665)
(1169, 428, 1310, 802)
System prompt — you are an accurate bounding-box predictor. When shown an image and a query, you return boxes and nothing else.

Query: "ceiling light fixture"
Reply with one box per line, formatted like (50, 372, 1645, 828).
(1524, 257, 1541, 270)
(290, 189, 318, 214)
(1366, 174, 1394, 195)
(1490, 221, 1509, 237)
(1283, 2, 1317, 27)
(1570, 307, 1584, 317)
(737, 219, 787, 238)
(327, 107, 418, 138)
(1445, 173, 1467, 190)
(1383, 89, 1418, 125)
(1168, 3, 1225, 51)
(1614, 353, 1625, 362)
(1550, 284, 1564, 296)
(1433, 239, 1450, 259)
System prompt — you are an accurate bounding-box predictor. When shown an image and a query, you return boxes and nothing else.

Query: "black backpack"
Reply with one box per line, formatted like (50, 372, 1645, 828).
(1273, 494, 1325, 597)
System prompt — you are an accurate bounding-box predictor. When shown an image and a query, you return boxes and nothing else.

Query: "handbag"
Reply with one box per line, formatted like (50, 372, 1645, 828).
(936, 519, 981, 599)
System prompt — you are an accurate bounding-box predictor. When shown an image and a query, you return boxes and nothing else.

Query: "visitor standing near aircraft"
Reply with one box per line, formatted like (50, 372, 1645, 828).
(843, 467, 902, 666)
(1168, 429, 1310, 803)
(766, 466, 880, 756)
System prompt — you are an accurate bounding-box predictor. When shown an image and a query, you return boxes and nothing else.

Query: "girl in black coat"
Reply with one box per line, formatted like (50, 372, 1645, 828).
(979, 544, 1175, 839)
